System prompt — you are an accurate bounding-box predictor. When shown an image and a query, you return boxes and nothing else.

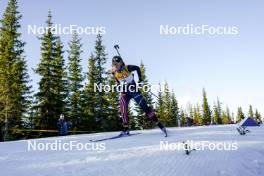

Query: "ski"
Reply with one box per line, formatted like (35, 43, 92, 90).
(90, 133, 141, 142)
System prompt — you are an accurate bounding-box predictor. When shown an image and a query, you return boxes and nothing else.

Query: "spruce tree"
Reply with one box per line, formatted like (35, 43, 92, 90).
(255, 109, 262, 124)
(82, 35, 108, 131)
(248, 105, 254, 119)
(222, 111, 228, 124)
(67, 32, 83, 128)
(222, 107, 231, 124)
(193, 104, 202, 125)
(171, 92, 179, 127)
(93, 34, 108, 130)
(202, 88, 211, 125)
(130, 110, 141, 130)
(179, 109, 187, 127)
(213, 98, 222, 124)
(187, 103, 194, 121)
(128, 104, 139, 130)
(0, 0, 31, 140)
(163, 82, 173, 126)
(231, 112, 235, 124)
(236, 107, 245, 122)
(25, 98, 37, 130)
(213, 105, 220, 125)
(156, 83, 165, 124)
(135, 62, 154, 129)
(81, 54, 97, 131)
(104, 75, 121, 131)
(53, 39, 68, 118)
(35, 11, 59, 130)
(225, 107, 231, 124)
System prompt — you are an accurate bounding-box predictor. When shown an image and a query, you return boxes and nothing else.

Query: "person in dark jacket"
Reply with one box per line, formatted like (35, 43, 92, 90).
(57, 114, 68, 136)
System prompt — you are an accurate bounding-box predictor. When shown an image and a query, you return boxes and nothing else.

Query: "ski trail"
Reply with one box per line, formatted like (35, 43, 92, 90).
(0, 125, 263, 176)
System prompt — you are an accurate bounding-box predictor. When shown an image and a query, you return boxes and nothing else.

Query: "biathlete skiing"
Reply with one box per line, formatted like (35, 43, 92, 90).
(111, 54, 168, 137)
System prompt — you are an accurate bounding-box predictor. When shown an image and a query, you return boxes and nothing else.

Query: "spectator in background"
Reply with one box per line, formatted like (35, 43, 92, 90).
(57, 114, 68, 136)
(187, 117, 194, 127)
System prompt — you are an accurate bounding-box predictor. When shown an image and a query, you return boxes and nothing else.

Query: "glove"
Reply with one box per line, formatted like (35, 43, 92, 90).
(138, 79, 144, 87)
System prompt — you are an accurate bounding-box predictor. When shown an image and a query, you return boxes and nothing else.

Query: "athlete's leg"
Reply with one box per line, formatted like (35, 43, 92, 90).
(119, 93, 131, 132)
(132, 91, 166, 134)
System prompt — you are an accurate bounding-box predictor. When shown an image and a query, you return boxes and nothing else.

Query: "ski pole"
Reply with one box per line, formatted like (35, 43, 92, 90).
(149, 91, 159, 100)
(114, 44, 121, 57)
(148, 90, 171, 107)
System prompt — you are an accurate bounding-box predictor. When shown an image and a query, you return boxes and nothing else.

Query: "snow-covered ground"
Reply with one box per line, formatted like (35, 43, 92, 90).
(0, 125, 264, 176)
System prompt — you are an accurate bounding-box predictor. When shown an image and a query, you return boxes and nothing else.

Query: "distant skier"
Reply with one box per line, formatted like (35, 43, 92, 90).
(111, 55, 167, 137)
(57, 114, 69, 136)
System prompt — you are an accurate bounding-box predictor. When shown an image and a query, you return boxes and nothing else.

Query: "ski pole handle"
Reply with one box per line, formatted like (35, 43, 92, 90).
(114, 44, 121, 57)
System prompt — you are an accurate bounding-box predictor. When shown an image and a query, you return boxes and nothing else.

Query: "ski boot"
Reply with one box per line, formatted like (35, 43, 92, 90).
(119, 125, 130, 137)
(119, 130, 130, 137)
(147, 111, 168, 137)
(157, 121, 168, 137)
(161, 127, 168, 137)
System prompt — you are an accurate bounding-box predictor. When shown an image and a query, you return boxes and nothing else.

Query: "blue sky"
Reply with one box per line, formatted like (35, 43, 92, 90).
(1, 0, 263, 116)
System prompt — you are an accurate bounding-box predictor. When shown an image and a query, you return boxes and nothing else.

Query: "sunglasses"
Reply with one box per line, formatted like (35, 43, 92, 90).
(112, 57, 121, 63)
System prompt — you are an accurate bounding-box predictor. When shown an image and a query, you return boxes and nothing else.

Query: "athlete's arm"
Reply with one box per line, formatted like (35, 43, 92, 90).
(127, 65, 142, 82)
(112, 73, 120, 84)
(111, 68, 120, 84)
